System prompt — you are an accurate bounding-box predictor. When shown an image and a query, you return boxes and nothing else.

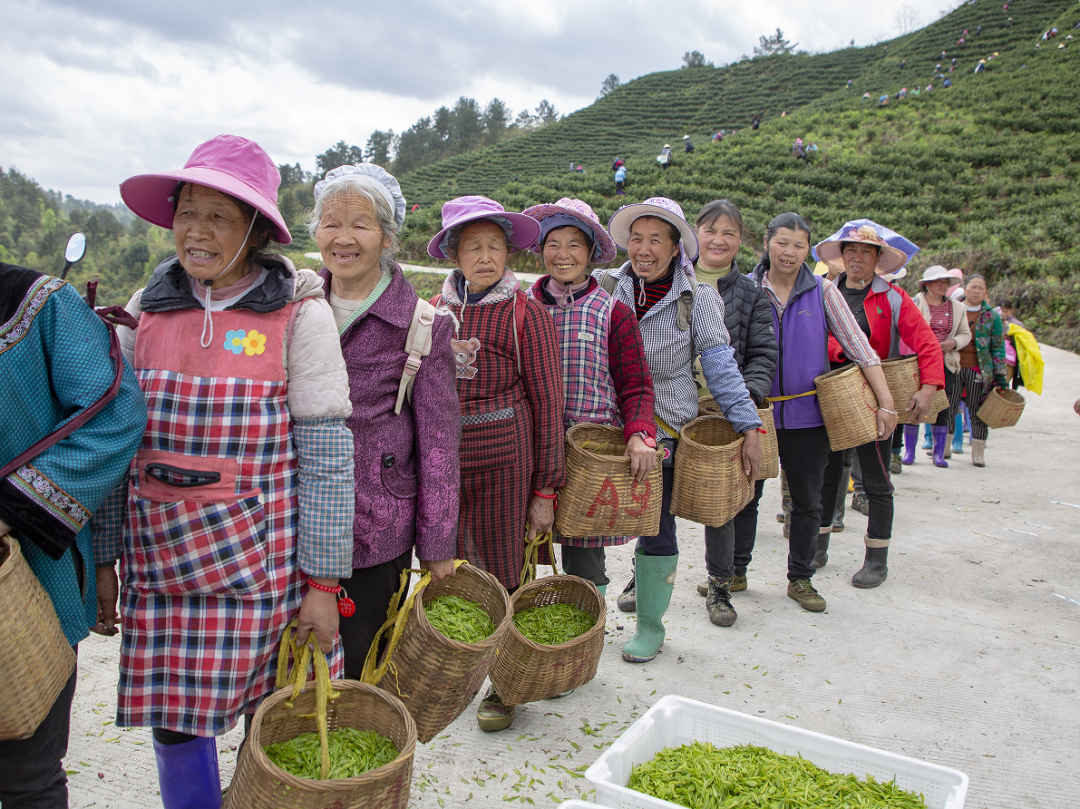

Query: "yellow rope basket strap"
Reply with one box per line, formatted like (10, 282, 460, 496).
(273, 619, 340, 779)
(654, 414, 679, 439)
(766, 390, 817, 402)
(520, 529, 557, 588)
(359, 559, 469, 692)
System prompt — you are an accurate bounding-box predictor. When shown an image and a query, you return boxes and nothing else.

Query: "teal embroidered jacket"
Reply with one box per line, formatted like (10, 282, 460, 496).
(0, 264, 146, 645)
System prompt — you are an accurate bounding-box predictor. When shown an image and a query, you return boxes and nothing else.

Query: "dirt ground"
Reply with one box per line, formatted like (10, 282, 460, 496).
(66, 345, 1079, 809)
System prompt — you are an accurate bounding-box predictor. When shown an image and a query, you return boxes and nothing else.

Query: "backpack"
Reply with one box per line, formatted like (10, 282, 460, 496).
(394, 297, 438, 415)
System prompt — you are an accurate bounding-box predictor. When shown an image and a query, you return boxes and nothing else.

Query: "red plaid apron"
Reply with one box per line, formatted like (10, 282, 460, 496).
(116, 303, 340, 736)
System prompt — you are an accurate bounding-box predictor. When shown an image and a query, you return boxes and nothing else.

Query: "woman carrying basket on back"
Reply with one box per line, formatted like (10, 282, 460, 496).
(812, 221, 944, 588)
(749, 213, 896, 613)
(521, 198, 657, 596)
(427, 196, 565, 732)
(602, 197, 762, 664)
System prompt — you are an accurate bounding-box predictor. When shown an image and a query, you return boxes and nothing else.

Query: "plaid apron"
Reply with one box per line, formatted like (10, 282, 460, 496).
(117, 303, 339, 736)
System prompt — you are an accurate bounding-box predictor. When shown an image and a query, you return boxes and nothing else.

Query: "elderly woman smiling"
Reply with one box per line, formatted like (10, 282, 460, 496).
(428, 196, 565, 732)
(311, 164, 460, 681)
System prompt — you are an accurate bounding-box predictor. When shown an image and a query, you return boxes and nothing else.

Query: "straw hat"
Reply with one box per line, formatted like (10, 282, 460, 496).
(917, 265, 952, 289)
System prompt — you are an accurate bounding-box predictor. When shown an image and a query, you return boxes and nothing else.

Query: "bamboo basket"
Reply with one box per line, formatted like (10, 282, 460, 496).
(489, 575, 606, 706)
(224, 681, 416, 809)
(0, 533, 76, 740)
(670, 416, 755, 527)
(815, 365, 880, 451)
(698, 397, 779, 479)
(976, 388, 1025, 429)
(374, 563, 512, 743)
(881, 356, 949, 425)
(556, 424, 664, 538)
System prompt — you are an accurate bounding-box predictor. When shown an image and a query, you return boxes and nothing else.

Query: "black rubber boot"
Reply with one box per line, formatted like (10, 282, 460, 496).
(705, 576, 737, 627)
(812, 531, 830, 569)
(852, 544, 889, 588)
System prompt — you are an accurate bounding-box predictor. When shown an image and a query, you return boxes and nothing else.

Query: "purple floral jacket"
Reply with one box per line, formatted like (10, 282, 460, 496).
(320, 264, 461, 569)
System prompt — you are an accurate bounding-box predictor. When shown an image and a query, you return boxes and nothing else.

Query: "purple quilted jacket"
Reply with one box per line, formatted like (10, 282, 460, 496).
(320, 264, 461, 569)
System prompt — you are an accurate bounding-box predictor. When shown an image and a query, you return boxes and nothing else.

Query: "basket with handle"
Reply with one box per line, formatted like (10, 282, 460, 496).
(362, 561, 512, 743)
(556, 424, 664, 538)
(224, 623, 417, 809)
(489, 575, 606, 706)
(814, 365, 880, 451)
(698, 397, 778, 479)
(881, 356, 949, 425)
(0, 533, 77, 741)
(671, 416, 755, 527)
(976, 388, 1025, 429)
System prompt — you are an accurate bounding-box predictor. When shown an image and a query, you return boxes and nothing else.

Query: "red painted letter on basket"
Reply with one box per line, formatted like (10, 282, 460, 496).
(623, 478, 651, 518)
(586, 477, 620, 529)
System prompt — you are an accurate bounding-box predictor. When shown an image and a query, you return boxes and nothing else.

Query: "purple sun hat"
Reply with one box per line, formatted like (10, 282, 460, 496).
(427, 196, 541, 259)
(607, 197, 699, 261)
(521, 198, 617, 264)
(120, 134, 291, 244)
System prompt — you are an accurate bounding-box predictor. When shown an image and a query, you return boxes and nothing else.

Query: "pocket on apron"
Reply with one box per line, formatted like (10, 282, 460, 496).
(126, 451, 270, 598)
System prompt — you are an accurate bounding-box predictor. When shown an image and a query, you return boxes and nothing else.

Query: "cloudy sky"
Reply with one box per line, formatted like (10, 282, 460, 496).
(2, 0, 956, 205)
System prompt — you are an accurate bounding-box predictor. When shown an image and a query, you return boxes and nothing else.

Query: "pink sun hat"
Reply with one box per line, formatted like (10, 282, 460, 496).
(120, 134, 291, 244)
(427, 196, 540, 259)
(521, 198, 618, 264)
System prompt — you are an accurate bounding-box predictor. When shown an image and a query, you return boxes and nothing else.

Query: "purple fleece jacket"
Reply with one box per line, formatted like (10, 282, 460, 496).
(320, 264, 461, 569)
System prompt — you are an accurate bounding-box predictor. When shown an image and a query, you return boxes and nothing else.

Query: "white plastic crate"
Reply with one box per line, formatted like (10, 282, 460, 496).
(585, 695, 968, 809)
(558, 802, 606, 809)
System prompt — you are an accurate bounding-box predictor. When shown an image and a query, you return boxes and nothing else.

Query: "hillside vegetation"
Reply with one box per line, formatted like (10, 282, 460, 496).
(2, 0, 1076, 351)
(395, 0, 1080, 352)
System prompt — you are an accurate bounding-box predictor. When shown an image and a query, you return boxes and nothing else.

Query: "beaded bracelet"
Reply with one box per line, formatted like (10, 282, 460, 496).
(532, 490, 557, 500)
(306, 577, 342, 594)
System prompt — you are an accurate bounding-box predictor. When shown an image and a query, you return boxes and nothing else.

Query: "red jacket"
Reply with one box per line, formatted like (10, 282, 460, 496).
(828, 274, 945, 389)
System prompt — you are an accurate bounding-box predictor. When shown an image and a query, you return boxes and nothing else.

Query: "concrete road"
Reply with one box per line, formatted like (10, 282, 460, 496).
(66, 346, 1079, 808)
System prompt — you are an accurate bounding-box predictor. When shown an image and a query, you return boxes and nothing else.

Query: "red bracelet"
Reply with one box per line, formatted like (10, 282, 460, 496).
(306, 577, 342, 594)
(532, 490, 557, 500)
(756, 427, 768, 434)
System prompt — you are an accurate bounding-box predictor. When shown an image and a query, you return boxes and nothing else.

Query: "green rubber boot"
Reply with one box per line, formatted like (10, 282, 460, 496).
(597, 584, 607, 597)
(622, 552, 679, 663)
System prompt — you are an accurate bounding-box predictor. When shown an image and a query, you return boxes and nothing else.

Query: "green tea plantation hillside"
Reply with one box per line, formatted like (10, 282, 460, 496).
(396, 0, 1071, 209)
(394, 0, 1079, 352)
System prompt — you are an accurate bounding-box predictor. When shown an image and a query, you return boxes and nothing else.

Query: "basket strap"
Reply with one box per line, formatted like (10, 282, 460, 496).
(766, 390, 817, 402)
(273, 619, 340, 779)
(520, 529, 557, 588)
(360, 560, 468, 691)
(654, 413, 680, 439)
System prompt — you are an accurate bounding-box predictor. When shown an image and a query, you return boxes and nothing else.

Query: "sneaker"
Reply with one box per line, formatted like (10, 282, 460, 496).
(696, 580, 708, 597)
(850, 492, 869, 516)
(616, 577, 636, 612)
(477, 687, 515, 732)
(730, 574, 748, 592)
(775, 511, 785, 523)
(787, 579, 826, 612)
(890, 452, 902, 475)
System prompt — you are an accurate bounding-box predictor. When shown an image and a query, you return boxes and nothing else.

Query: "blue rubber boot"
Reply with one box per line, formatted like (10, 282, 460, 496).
(920, 423, 933, 449)
(952, 413, 964, 452)
(154, 736, 222, 809)
(622, 552, 678, 663)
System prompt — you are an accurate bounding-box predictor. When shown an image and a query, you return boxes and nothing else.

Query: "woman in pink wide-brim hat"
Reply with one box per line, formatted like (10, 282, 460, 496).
(98, 134, 355, 804)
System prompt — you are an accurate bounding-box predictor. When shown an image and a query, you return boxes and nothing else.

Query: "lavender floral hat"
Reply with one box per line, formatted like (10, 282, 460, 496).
(521, 198, 617, 263)
(607, 196, 699, 261)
